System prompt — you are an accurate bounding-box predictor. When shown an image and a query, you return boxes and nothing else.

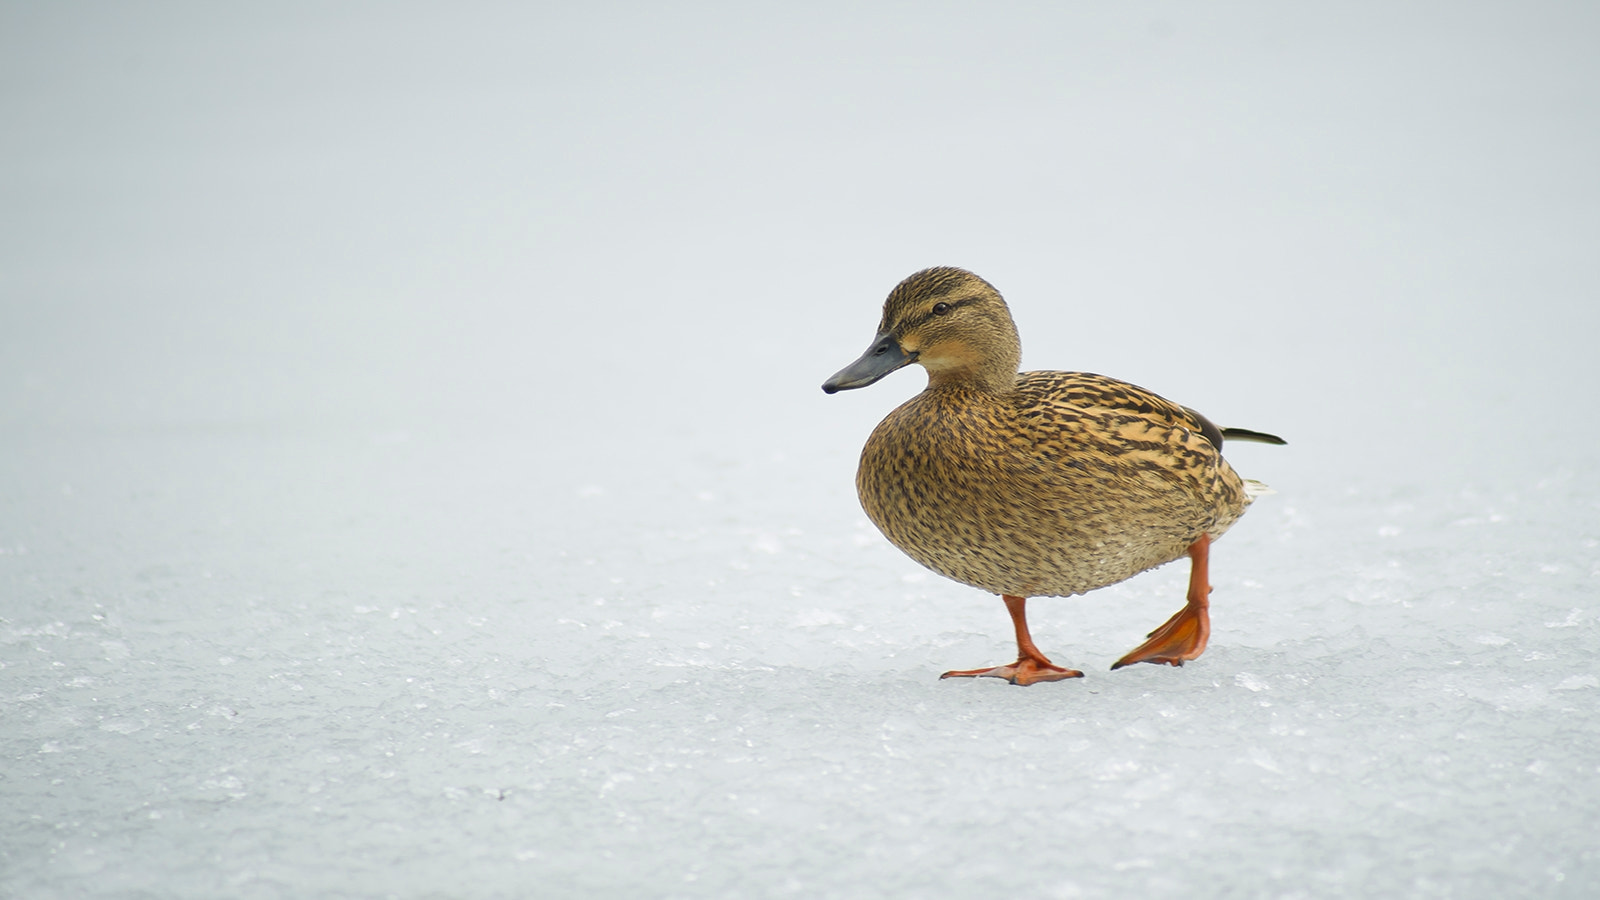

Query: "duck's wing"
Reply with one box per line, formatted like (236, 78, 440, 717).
(1017, 372, 1285, 449)
(1016, 371, 1218, 441)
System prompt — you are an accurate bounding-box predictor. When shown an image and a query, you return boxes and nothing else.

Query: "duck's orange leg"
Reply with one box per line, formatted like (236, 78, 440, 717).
(941, 595, 1083, 685)
(1112, 534, 1213, 670)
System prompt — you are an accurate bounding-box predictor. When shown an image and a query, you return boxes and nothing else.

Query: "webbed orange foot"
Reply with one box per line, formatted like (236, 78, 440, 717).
(1110, 602, 1210, 669)
(942, 594, 1084, 685)
(1112, 533, 1213, 670)
(941, 657, 1084, 685)
(940, 656, 1081, 682)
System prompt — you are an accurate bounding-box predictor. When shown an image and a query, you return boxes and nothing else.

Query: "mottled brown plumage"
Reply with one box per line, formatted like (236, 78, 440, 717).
(823, 267, 1283, 684)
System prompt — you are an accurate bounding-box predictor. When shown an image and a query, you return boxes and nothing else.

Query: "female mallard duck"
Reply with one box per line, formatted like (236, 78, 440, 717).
(822, 267, 1284, 685)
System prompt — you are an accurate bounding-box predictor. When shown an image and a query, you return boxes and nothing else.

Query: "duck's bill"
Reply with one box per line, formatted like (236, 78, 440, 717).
(821, 333, 916, 393)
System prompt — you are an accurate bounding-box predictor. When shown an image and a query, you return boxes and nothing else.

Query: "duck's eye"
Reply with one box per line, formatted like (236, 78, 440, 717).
(932, 302, 951, 315)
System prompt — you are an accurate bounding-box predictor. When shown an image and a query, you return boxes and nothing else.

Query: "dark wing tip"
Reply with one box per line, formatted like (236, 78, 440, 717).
(1219, 427, 1287, 446)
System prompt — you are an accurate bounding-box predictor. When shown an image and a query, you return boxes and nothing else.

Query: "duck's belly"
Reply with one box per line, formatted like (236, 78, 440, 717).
(856, 436, 1247, 598)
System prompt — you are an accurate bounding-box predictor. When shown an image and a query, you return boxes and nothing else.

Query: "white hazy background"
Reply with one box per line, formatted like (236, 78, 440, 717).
(4, 2, 1599, 897)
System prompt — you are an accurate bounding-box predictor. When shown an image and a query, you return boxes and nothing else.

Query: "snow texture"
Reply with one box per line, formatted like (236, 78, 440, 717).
(4, 3, 1600, 898)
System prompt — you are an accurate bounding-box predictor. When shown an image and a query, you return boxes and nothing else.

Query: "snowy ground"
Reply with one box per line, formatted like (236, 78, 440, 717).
(4, 3, 1600, 898)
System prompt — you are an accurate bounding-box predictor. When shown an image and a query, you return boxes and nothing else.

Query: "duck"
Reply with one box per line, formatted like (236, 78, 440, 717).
(822, 267, 1284, 685)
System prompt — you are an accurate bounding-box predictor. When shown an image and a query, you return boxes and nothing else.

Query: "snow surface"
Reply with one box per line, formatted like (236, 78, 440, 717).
(4, 3, 1600, 897)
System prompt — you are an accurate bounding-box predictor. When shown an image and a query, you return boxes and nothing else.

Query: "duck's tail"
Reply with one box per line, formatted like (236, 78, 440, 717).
(1221, 427, 1287, 445)
(1243, 479, 1276, 502)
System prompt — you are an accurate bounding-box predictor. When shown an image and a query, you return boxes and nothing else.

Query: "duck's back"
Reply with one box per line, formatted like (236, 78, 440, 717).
(857, 371, 1252, 598)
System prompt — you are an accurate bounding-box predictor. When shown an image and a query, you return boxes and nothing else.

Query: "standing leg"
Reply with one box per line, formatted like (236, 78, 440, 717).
(941, 595, 1084, 685)
(1111, 534, 1213, 669)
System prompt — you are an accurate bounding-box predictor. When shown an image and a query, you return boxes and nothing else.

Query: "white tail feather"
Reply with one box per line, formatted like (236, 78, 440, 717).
(1243, 479, 1275, 501)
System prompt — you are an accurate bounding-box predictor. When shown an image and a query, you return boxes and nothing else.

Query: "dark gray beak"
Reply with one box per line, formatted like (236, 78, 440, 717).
(821, 332, 916, 393)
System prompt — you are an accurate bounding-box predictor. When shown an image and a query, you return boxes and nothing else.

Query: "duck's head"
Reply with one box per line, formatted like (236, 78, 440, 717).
(822, 267, 1021, 394)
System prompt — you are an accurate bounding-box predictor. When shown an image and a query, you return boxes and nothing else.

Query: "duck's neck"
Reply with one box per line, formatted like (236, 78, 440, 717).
(923, 360, 1020, 394)
(921, 342, 1021, 394)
